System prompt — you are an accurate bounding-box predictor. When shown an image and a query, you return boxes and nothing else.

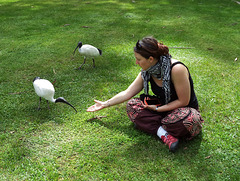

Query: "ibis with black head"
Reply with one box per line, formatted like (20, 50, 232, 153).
(33, 77, 77, 112)
(73, 41, 102, 69)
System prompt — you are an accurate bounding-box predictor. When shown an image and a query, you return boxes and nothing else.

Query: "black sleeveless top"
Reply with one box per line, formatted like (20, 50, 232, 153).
(150, 62, 199, 109)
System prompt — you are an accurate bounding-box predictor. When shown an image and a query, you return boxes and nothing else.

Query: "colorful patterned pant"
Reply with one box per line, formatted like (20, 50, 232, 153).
(126, 98, 204, 139)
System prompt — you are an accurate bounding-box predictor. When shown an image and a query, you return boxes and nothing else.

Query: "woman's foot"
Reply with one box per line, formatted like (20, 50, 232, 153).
(161, 133, 179, 152)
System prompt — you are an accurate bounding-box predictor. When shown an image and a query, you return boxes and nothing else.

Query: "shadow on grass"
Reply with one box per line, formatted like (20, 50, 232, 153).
(85, 113, 203, 152)
(1, 0, 238, 64)
(85, 116, 208, 179)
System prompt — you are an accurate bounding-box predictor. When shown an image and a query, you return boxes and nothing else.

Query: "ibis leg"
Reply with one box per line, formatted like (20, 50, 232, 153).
(37, 97, 41, 110)
(47, 100, 50, 109)
(77, 57, 86, 70)
(92, 58, 95, 68)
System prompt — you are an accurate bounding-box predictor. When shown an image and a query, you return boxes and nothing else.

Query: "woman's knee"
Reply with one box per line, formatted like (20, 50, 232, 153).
(126, 98, 144, 122)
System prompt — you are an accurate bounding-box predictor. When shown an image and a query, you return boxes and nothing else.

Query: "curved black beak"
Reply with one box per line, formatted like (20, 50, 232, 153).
(55, 97, 78, 113)
(73, 41, 82, 55)
(73, 46, 78, 55)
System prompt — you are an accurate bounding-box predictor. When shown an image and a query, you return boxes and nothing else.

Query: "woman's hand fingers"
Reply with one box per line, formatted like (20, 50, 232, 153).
(86, 104, 96, 112)
(143, 105, 157, 111)
(87, 100, 104, 112)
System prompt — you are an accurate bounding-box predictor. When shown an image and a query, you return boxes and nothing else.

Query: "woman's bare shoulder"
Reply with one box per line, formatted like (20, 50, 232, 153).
(171, 58, 186, 70)
(171, 58, 180, 64)
(171, 59, 189, 79)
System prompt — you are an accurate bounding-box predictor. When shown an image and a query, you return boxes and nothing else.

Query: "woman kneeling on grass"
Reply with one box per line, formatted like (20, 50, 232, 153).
(87, 36, 204, 152)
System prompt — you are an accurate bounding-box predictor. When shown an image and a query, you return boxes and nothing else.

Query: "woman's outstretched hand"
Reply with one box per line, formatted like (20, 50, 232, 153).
(87, 100, 106, 112)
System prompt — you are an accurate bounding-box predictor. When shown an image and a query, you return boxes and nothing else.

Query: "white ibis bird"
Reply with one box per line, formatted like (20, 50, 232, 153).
(33, 77, 77, 112)
(73, 41, 102, 69)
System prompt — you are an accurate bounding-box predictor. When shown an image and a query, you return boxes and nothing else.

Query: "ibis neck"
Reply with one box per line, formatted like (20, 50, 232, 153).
(50, 98, 56, 103)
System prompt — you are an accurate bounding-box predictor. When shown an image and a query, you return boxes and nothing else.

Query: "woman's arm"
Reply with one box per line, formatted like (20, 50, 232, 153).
(144, 64, 191, 112)
(87, 72, 144, 112)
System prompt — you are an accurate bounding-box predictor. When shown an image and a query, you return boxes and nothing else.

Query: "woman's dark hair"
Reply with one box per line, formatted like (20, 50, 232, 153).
(134, 37, 169, 59)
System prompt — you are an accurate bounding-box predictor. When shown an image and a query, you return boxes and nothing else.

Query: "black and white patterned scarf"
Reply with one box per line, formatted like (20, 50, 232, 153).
(141, 55, 172, 104)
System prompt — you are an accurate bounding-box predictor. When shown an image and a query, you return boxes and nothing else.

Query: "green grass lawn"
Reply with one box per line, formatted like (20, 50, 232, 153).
(0, 0, 239, 180)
